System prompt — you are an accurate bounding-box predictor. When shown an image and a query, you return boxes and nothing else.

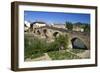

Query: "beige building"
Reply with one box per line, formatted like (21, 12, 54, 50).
(30, 21, 47, 32)
(52, 24, 66, 29)
(73, 26, 84, 32)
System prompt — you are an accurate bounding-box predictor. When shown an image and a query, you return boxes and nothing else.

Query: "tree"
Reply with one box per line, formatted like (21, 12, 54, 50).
(65, 22, 73, 30)
(83, 24, 90, 32)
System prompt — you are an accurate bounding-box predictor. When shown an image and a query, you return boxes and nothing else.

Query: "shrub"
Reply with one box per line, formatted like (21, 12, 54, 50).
(24, 34, 69, 59)
(54, 34, 69, 50)
(65, 22, 73, 30)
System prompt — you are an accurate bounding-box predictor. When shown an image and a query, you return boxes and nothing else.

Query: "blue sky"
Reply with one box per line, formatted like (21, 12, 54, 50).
(24, 11, 90, 24)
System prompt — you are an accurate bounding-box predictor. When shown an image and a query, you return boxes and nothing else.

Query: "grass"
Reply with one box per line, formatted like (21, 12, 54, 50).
(24, 50, 45, 60)
(24, 34, 69, 60)
(24, 34, 84, 61)
(29, 53, 44, 59)
(70, 49, 85, 54)
(48, 50, 81, 60)
(24, 37, 46, 60)
(25, 53, 44, 60)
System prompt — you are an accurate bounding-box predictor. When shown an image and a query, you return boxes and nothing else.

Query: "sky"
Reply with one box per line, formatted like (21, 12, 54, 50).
(24, 11, 90, 25)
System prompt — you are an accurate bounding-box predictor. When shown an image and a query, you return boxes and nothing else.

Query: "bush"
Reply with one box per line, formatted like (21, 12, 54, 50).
(55, 34, 69, 49)
(24, 34, 69, 59)
(46, 42, 59, 52)
(65, 22, 73, 30)
(48, 51, 81, 60)
(24, 37, 50, 59)
(83, 25, 90, 32)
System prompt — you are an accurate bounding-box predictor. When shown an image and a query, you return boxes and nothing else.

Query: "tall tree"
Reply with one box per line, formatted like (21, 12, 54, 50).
(83, 24, 90, 32)
(65, 21, 73, 30)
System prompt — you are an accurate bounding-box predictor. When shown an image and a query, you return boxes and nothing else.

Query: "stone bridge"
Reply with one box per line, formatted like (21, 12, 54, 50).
(29, 26, 90, 50)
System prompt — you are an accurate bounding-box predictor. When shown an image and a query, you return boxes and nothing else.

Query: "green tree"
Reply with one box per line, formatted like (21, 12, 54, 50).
(83, 24, 90, 32)
(65, 22, 73, 30)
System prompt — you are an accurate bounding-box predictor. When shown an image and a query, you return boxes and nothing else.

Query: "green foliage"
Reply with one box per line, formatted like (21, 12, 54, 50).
(83, 25, 90, 32)
(24, 37, 46, 59)
(24, 34, 69, 59)
(30, 53, 44, 59)
(47, 41, 60, 52)
(71, 49, 85, 54)
(48, 51, 81, 60)
(65, 21, 73, 30)
(24, 37, 33, 59)
(55, 34, 69, 49)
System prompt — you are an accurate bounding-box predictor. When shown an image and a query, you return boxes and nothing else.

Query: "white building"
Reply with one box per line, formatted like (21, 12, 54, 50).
(32, 21, 46, 27)
(29, 21, 47, 32)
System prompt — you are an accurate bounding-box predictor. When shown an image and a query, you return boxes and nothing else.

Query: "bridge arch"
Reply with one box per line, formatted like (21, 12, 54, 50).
(53, 32, 60, 37)
(71, 37, 88, 50)
(32, 26, 90, 50)
(53, 31, 61, 37)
